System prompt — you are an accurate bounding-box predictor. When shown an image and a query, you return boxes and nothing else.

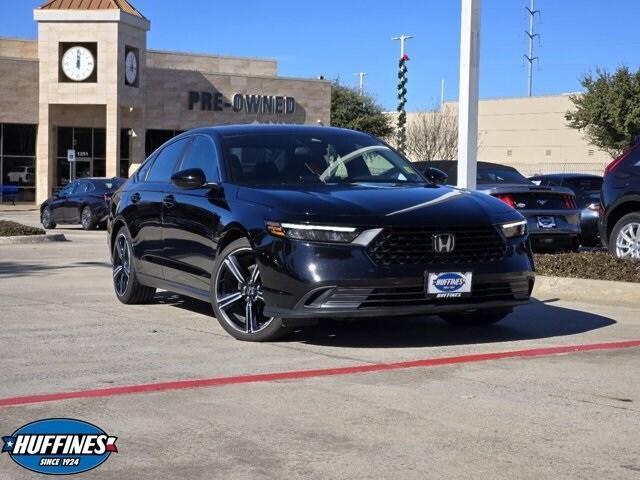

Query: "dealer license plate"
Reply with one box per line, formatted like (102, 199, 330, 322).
(537, 216, 556, 229)
(426, 272, 473, 299)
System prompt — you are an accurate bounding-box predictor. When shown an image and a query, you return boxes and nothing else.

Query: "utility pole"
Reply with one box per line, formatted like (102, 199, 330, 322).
(440, 79, 445, 109)
(524, 0, 540, 97)
(354, 72, 367, 96)
(392, 34, 413, 154)
(457, 0, 481, 190)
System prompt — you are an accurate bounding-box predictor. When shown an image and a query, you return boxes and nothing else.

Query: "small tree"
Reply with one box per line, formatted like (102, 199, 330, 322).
(566, 67, 640, 158)
(405, 106, 458, 161)
(330, 82, 394, 139)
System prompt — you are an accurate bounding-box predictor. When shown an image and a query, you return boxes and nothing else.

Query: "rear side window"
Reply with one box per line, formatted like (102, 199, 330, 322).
(179, 135, 220, 182)
(91, 179, 125, 192)
(146, 138, 190, 183)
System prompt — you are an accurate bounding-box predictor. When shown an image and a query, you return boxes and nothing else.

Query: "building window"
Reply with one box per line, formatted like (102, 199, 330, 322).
(145, 129, 185, 157)
(588, 149, 595, 157)
(120, 128, 130, 177)
(506, 149, 512, 157)
(56, 127, 106, 187)
(0, 123, 38, 204)
(545, 149, 552, 156)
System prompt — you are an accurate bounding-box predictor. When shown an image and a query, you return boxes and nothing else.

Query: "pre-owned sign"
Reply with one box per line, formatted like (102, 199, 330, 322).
(188, 91, 296, 114)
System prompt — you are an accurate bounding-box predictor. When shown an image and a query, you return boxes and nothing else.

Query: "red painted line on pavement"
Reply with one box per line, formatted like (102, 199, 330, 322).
(1, 340, 639, 408)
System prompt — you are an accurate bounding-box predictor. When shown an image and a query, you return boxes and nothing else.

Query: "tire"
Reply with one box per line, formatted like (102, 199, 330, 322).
(609, 212, 640, 260)
(41, 207, 56, 229)
(211, 238, 291, 342)
(112, 226, 156, 304)
(81, 206, 96, 230)
(440, 307, 513, 326)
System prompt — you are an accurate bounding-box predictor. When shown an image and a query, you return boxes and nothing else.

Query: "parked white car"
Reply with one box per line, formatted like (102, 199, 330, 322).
(6, 166, 34, 184)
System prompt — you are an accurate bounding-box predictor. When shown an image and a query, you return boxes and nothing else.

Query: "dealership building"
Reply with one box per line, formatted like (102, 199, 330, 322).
(0, 0, 331, 204)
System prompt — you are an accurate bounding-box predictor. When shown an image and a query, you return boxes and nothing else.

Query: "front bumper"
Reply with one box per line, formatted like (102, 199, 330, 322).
(255, 234, 535, 320)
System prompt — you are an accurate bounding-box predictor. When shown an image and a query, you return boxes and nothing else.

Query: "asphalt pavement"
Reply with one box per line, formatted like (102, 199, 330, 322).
(0, 210, 638, 479)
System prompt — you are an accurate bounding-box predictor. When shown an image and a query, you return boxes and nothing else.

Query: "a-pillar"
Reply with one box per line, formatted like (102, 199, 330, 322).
(105, 103, 121, 178)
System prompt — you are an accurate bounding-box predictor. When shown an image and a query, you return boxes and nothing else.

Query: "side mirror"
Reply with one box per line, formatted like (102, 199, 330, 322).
(172, 168, 206, 189)
(423, 167, 449, 185)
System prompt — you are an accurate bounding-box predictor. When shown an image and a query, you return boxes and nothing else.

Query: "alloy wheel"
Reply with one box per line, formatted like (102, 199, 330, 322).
(616, 222, 640, 259)
(112, 233, 131, 297)
(214, 247, 274, 334)
(81, 208, 92, 229)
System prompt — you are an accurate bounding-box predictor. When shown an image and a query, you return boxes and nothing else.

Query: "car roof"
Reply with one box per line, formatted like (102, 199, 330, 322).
(529, 173, 602, 180)
(176, 124, 376, 140)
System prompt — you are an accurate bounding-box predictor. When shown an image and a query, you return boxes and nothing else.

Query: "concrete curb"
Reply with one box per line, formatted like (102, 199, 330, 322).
(0, 234, 67, 245)
(533, 275, 639, 307)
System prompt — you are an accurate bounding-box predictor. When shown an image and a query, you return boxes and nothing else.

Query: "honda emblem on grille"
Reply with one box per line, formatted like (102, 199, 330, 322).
(433, 233, 455, 253)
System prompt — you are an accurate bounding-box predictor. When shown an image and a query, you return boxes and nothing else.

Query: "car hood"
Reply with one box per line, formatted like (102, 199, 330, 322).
(236, 183, 520, 226)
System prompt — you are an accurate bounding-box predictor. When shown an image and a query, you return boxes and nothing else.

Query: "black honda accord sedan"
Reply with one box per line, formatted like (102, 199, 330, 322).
(108, 125, 534, 341)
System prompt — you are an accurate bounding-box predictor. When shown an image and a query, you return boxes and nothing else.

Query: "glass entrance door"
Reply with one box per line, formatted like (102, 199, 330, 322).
(73, 159, 93, 179)
(56, 127, 105, 186)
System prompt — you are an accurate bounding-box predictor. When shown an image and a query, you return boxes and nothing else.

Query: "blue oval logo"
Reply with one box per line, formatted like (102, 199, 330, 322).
(432, 272, 466, 292)
(2, 418, 117, 475)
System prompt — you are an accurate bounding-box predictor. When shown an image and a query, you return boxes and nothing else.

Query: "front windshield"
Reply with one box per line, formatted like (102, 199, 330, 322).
(221, 132, 425, 186)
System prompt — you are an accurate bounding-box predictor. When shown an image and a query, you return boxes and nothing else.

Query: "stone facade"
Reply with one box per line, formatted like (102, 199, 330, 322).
(0, 4, 330, 204)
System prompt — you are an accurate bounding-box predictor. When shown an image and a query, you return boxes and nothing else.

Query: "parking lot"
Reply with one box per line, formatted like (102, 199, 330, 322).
(0, 210, 639, 479)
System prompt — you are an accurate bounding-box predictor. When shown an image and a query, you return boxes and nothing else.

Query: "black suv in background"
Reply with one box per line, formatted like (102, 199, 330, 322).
(600, 143, 640, 259)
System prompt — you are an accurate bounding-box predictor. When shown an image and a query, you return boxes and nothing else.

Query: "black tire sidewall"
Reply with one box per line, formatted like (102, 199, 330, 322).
(609, 212, 640, 258)
(210, 238, 289, 342)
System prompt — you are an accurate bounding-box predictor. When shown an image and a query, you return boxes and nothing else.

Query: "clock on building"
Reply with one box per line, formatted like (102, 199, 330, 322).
(125, 47, 139, 86)
(61, 46, 95, 82)
(59, 43, 97, 83)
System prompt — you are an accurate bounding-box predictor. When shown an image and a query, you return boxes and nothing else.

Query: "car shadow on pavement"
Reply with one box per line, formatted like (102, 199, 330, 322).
(289, 299, 616, 348)
(0, 260, 111, 278)
(155, 292, 616, 349)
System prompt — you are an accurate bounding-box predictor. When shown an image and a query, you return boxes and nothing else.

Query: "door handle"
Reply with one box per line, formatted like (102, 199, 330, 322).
(131, 192, 141, 204)
(163, 195, 175, 208)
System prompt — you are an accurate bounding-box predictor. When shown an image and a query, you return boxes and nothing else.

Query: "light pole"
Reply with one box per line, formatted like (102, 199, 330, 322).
(457, 0, 481, 190)
(354, 72, 367, 96)
(392, 34, 414, 154)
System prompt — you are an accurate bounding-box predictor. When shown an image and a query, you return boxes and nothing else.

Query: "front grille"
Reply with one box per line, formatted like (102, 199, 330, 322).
(311, 278, 531, 309)
(367, 225, 507, 266)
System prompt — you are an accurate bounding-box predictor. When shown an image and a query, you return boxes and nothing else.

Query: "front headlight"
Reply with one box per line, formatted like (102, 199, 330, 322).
(501, 219, 527, 239)
(266, 221, 359, 243)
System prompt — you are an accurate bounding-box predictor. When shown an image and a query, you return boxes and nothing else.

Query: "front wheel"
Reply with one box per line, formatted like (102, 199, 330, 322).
(41, 207, 56, 229)
(112, 226, 156, 304)
(211, 238, 291, 342)
(440, 307, 513, 326)
(609, 212, 640, 259)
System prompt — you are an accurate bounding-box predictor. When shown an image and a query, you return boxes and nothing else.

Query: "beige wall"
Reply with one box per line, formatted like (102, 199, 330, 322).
(405, 95, 611, 176)
(0, 57, 38, 124)
(144, 68, 330, 131)
(146, 50, 277, 77)
(0, 37, 38, 59)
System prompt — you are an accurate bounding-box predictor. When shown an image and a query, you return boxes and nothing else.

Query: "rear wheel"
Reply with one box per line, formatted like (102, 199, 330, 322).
(112, 226, 156, 304)
(440, 307, 513, 326)
(610, 212, 640, 259)
(211, 238, 291, 342)
(81, 206, 95, 230)
(41, 207, 56, 229)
